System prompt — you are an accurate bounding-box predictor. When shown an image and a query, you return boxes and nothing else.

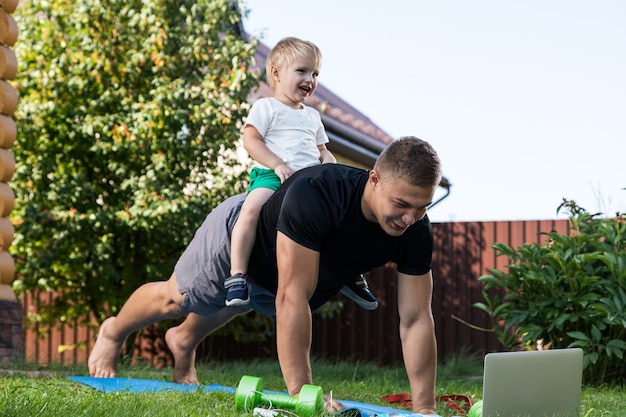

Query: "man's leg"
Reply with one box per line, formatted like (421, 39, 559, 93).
(88, 273, 187, 378)
(165, 306, 251, 384)
(340, 274, 379, 310)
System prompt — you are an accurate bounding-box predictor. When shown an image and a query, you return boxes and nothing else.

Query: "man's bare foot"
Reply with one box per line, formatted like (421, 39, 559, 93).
(88, 317, 123, 378)
(165, 325, 199, 385)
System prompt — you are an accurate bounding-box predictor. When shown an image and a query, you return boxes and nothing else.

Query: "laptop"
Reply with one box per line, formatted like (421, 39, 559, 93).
(481, 348, 583, 417)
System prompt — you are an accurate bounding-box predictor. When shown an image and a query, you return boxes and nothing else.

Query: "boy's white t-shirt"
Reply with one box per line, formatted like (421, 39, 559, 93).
(245, 97, 329, 171)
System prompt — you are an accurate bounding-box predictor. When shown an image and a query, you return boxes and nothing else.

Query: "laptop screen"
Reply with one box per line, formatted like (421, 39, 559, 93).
(482, 348, 583, 417)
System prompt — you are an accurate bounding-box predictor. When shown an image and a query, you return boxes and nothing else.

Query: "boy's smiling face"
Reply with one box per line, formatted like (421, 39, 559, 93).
(271, 56, 320, 109)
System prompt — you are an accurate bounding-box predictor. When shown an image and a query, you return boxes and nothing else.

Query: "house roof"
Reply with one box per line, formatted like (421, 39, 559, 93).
(250, 41, 451, 192)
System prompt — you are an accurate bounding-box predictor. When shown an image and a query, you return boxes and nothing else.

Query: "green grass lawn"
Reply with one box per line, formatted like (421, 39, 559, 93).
(0, 356, 624, 416)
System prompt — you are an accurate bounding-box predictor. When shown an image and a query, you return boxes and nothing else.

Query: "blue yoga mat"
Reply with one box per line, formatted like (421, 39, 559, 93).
(67, 376, 434, 416)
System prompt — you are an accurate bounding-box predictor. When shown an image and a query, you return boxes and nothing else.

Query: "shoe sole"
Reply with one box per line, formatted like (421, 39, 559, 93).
(225, 297, 250, 307)
(340, 287, 379, 311)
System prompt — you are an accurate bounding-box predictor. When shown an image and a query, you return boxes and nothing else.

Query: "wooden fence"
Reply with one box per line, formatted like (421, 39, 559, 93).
(20, 219, 571, 367)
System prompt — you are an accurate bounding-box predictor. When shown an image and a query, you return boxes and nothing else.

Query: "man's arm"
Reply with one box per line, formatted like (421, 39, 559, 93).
(275, 231, 319, 396)
(397, 270, 438, 414)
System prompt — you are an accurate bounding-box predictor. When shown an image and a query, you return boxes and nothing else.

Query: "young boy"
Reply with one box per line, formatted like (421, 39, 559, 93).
(225, 37, 378, 310)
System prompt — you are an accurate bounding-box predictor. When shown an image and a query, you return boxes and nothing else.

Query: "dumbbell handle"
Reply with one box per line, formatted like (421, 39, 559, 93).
(261, 391, 298, 408)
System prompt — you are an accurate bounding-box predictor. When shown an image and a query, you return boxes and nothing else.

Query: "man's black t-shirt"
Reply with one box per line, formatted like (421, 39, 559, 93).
(247, 164, 433, 310)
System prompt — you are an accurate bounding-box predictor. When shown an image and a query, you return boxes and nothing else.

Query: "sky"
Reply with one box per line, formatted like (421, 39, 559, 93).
(241, 0, 626, 223)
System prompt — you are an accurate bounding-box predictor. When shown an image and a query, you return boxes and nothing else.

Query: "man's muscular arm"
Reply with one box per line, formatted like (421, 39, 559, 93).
(275, 231, 319, 395)
(397, 270, 438, 414)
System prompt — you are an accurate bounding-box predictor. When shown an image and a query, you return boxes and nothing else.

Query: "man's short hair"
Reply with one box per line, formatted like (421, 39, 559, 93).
(374, 136, 442, 188)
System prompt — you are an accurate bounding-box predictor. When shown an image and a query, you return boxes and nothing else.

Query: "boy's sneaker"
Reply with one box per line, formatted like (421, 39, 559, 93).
(225, 273, 250, 306)
(340, 275, 378, 310)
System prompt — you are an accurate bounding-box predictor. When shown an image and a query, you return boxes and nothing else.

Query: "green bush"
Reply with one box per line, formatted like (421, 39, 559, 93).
(11, 0, 256, 335)
(475, 199, 626, 385)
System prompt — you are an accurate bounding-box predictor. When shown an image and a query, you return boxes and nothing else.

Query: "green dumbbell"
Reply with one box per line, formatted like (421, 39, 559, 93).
(235, 375, 324, 416)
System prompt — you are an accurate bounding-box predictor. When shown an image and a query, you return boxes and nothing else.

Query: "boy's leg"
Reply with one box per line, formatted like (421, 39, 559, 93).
(229, 187, 276, 275)
(227, 187, 275, 306)
(88, 273, 187, 378)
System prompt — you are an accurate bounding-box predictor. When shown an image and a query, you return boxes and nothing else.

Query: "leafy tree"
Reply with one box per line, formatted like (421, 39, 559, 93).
(476, 198, 626, 385)
(11, 0, 258, 335)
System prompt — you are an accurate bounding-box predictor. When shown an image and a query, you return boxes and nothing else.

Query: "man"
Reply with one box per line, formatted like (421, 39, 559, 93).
(88, 136, 442, 415)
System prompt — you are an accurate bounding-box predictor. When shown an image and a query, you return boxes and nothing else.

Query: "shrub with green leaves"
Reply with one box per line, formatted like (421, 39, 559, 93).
(475, 199, 626, 385)
(11, 0, 257, 336)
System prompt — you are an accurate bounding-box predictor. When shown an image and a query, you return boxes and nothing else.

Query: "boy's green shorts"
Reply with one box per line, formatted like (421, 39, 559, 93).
(248, 167, 281, 193)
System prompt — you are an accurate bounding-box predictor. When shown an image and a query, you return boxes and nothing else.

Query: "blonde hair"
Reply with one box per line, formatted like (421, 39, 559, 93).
(266, 37, 323, 90)
(374, 137, 442, 188)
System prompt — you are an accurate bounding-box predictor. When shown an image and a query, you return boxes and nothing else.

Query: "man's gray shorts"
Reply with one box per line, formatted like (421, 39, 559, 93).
(175, 194, 276, 316)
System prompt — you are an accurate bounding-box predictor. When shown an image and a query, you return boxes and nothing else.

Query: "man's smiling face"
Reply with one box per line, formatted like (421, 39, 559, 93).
(363, 170, 436, 236)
